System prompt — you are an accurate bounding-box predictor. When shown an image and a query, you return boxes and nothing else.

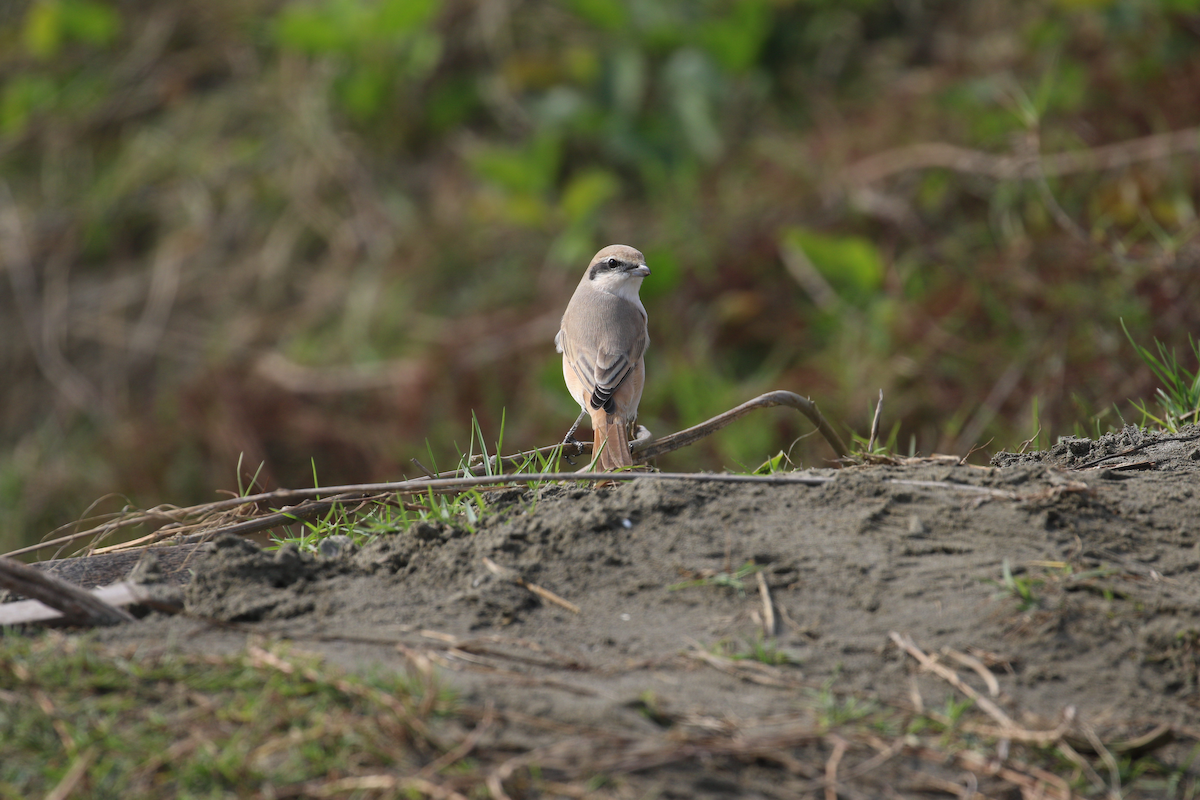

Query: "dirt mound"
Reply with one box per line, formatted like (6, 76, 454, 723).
(85, 426, 1200, 795)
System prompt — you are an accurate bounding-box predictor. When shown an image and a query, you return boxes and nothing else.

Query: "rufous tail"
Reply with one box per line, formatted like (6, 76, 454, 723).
(591, 410, 632, 471)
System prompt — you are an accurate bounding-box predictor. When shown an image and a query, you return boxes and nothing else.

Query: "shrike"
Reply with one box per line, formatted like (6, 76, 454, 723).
(555, 245, 650, 471)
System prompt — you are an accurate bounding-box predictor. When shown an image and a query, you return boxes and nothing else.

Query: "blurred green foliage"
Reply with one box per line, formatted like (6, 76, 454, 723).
(1, 0, 1200, 552)
(273, 0, 441, 123)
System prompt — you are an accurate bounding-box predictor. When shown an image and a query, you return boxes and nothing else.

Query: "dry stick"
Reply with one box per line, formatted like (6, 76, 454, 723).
(410, 458, 438, 479)
(868, 388, 888, 453)
(840, 126, 1200, 188)
(0, 556, 135, 626)
(41, 505, 200, 559)
(5, 494, 336, 559)
(941, 647, 1000, 697)
(483, 557, 581, 614)
(97, 495, 369, 553)
(889, 632, 1016, 730)
(1056, 737, 1109, 795)
(937, 747, 1073, 800)
(929, 711, 1074, 747)
(685, 641, 800, 689)
(824, 736, 848, 800)
(418, 702, 495, 782)
(635, 391, 849, 461)
(1066, 722, 1176, 759)
(300, 775, 469, 800)
(1082, 722, 1123, 799)
(0, 581, 178, 627)
(756, 571, 776, 638)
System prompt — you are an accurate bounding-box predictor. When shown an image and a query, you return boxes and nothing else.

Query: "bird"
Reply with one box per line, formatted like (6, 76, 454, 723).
(555, 244, 651, 471)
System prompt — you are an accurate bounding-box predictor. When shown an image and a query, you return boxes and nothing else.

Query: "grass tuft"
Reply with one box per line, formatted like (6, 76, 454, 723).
(1122, 319, 1200, 432)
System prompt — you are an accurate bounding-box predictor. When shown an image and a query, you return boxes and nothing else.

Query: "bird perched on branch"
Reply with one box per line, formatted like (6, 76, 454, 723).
(555, 245, 651, 471)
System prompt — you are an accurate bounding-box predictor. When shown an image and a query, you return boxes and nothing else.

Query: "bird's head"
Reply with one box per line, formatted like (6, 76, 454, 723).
(585, 244, 651, 298)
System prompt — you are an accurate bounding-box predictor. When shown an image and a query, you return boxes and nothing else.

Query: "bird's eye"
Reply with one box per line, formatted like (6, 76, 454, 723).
(606, 257, 619, 268)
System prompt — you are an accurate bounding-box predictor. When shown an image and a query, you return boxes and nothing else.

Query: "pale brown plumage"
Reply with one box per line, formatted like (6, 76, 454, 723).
(555, 245, 650, 471)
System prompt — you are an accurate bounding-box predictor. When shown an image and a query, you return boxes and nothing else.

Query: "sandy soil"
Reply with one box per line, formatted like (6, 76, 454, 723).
(74, 425, 1200, 795)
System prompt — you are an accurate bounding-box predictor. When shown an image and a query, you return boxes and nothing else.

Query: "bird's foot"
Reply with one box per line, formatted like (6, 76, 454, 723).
(560, 432, 587, 465)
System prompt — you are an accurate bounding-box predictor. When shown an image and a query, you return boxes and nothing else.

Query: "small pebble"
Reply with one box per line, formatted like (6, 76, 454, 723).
(319, 535, 354, 559)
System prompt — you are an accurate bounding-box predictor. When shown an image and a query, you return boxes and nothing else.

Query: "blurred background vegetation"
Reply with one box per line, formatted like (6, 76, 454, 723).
(2, 0, 1199, 553)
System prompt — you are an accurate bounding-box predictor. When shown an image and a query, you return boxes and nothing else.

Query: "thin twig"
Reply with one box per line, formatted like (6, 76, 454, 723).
(104, 495, 370, 553)
(483, 557, 581, 614)
(1056, 736, 1108, 794)
(1081, 722, 1122, 798)
(890, 632, 1016, 729)
(635, 391, 850, 461)
(1017, 427, 1041, 454)
(757, 571, 777, 638)
(410, 458, 437, 479)
(419, 701, 495, 780)
(825, 734, 844, 800)
(841, 127, 1200, 187)
(867, 389, 883, 454)
(941, 647, 1000, 697)
(467, 389, 849, 476)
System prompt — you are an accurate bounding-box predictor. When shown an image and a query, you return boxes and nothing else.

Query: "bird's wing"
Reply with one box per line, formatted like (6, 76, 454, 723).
(560, 291, 647, 412)
(586, 299, 647, 412)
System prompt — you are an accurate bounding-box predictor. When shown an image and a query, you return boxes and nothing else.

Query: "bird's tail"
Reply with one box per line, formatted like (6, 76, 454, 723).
(591, 411, 632, 471)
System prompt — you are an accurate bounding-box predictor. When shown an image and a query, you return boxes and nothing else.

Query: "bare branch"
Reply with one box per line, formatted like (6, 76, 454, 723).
(840, 127, 1200, 188)
(635, 391, 850, 461)
(0, 556, 135, 626)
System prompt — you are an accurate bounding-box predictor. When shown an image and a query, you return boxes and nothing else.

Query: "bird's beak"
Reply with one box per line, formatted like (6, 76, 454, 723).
(631, 264, 651, 277)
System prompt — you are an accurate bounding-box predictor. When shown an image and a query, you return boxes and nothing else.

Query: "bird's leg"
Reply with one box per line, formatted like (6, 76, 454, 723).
(561, 410, 588, 464)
